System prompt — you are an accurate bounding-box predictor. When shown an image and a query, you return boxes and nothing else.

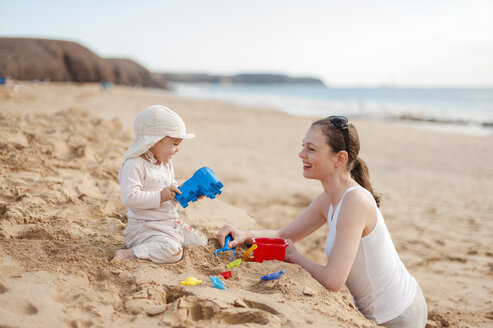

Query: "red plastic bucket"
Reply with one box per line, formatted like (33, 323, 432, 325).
(250, 238, 289, 263)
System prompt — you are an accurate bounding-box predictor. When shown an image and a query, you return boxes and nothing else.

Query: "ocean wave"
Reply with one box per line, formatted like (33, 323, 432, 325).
(172, 83, 493, 136)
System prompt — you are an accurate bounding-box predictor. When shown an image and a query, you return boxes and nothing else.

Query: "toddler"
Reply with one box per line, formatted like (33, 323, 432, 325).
(113, 105, 207, 263)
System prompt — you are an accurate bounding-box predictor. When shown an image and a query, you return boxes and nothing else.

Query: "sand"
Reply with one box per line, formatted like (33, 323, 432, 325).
(0, 82, 492, 327)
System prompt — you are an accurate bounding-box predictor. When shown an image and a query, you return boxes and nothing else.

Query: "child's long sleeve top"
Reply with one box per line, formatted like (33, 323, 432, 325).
(119, 156, 179, 221)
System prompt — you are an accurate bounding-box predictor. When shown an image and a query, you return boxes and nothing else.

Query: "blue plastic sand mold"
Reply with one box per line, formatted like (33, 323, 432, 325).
(209, 275, 226, 290)
(214, 234, 236, 260)
(175, 167, 223, 208)
(260, 270, 286, 281)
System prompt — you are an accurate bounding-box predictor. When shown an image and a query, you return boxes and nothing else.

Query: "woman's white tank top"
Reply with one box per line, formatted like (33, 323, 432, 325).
(325, 186, 417, 324)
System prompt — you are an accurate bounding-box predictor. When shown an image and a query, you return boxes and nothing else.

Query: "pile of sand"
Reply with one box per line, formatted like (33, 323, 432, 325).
(0, 108, 375, 327)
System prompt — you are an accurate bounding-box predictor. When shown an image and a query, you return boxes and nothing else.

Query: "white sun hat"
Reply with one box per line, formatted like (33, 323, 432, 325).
(123, 105, 195, 161)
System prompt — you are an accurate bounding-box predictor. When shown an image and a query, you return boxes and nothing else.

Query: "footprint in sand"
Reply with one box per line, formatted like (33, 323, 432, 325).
(241, 299, 280, 315)
(1, 299, 38, 316)
(0, 283, 7, 294)
(223, 308, 271, 325)
(0, 282, 38, 316)
(122, 283, 285, 325)
(224, 299, 282, 325)
(184, 292, 283, 325)
(15, 226, 53, 240)
(174, 295, 275, 325)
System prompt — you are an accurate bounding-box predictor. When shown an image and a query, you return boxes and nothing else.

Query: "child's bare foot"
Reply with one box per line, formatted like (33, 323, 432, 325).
(112, 249, 136, 262)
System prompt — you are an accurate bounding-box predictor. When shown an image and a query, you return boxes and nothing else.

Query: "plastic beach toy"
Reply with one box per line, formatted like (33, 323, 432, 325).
(244, 238, 289, 263)
(209, 275, 226, 290)
(226, 258, 242, 268)
(215, 234, 236, 260)
(175, 167, 223, 208)
(261, 270, 286, 281)
(243, 244, 258, 261)
(181, 277, 202, 286)
(218, 271, 232, 279)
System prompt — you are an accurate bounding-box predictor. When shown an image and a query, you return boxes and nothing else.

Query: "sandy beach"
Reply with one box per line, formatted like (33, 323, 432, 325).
(1, 82, 492, 327)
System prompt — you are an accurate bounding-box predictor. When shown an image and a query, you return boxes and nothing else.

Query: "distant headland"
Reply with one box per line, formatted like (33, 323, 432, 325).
(0, 37, 324, 88)
(158, 72, 325, 85)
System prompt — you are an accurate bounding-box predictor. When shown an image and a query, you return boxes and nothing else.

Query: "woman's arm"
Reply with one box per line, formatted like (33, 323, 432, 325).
(278, 192, 328, 241)
(286, 191, 375, 291)
(217, 192, 327, 248)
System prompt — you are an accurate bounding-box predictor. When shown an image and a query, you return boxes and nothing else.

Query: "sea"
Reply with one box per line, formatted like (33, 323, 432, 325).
(170, 83, 493, 136)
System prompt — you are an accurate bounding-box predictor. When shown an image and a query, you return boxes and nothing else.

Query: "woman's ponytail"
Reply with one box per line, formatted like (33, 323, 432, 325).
(350, 157, 381, 207)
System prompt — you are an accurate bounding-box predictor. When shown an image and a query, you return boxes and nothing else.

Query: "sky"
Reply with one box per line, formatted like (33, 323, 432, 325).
(1, 0, 493, 87)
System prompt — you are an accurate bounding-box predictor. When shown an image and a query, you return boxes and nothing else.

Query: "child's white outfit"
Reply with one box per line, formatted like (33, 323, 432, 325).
(119, 156, 207, 263)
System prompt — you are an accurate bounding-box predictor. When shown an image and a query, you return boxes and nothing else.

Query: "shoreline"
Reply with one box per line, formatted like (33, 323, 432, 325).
(167, 82, 493, 136)
(4, 80, 493, 136)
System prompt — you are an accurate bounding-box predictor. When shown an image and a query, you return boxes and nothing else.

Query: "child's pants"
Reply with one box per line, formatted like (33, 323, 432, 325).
(125, 218, 207, 263)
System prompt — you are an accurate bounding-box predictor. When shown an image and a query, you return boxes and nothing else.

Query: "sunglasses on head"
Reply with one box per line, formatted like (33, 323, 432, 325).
(328, 116, 350, 153)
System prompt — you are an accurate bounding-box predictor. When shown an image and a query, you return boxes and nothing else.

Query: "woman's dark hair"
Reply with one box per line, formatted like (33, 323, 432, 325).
(312, 118, 381, 207)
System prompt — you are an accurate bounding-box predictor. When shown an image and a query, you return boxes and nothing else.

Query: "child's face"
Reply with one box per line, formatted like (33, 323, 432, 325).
(149, 136, 183, 164)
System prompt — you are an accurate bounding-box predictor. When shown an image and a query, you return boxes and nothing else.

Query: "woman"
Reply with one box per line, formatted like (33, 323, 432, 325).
(216, 116, 427, 327)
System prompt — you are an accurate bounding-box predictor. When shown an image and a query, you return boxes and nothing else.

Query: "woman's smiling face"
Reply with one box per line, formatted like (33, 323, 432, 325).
(298, 125, 336, 180)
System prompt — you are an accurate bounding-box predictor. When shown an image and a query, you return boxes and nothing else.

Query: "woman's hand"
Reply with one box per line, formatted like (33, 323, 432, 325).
(216, 224, 248, 248)
(160, 185, 181, 203)
(284, 240, 301, 264)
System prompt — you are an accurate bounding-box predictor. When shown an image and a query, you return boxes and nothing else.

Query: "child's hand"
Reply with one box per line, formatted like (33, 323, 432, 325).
(177, 183, 206, 201)
(160, 185, 181, 203)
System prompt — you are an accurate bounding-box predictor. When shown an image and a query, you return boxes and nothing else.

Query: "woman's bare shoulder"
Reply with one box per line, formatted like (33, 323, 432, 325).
(338, 188, 376, 229)
(344, 188, 375, 211)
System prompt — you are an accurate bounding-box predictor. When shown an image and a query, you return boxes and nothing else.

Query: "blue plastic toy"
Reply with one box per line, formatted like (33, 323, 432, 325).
(260, 270, 286, 281)
(209, 275, 226, 290)
(175, 167, 223, 208)
(0, 76, 6, 85)
(214, 234, 236, 260)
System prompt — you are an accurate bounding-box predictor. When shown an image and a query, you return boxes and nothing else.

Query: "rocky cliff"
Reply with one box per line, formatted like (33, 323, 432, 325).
(0, 38, 166, 88)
